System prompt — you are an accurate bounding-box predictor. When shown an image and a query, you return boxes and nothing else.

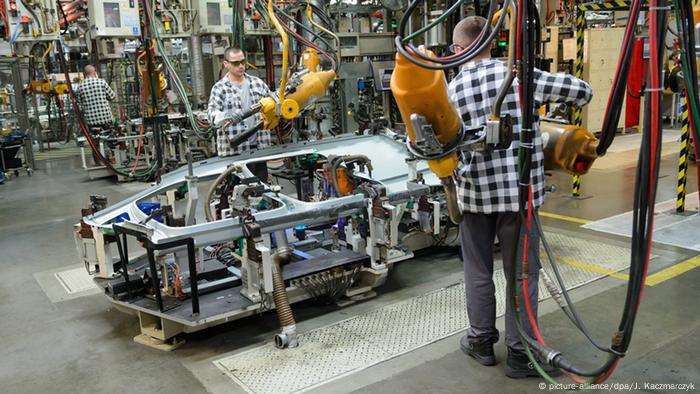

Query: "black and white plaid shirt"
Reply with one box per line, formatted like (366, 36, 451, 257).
(208, 73, 271, 157)
(448, 59, 592, 213)
(76, 76, 115, 127)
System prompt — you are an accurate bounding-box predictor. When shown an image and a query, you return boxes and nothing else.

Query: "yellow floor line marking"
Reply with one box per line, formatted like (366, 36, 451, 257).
(645, 255, 700, 286)
(557, 255, 700, 287)
(539, 211, 592, 224)
(557, 257, 629, 281)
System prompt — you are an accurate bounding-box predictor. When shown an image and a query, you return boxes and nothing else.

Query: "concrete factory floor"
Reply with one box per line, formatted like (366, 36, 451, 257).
(1, 129, 699, 394)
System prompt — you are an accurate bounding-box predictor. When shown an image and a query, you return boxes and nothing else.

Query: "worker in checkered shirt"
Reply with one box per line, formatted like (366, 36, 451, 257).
(448, 16, 592, 378)
(75, 65, 115, 164)
(208, 47, 272, 181)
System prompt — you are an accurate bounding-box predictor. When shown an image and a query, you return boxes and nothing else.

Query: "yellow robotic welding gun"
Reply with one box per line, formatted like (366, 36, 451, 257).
(391, 49, 599, 223)
(258, 69, 336, 130)
(391, 49, 512, 224)
(222, 69, 336, 148)
(390, 50, 462, 224)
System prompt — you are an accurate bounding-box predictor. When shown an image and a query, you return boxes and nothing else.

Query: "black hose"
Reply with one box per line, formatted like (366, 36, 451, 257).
(597, 0, 643, 156)
(534, 214, 613, 353)
(396, 0, 509, 69)
(19, 0, 40, 32)
(167, 10, 179, 34)
(227, 120, 264, 150)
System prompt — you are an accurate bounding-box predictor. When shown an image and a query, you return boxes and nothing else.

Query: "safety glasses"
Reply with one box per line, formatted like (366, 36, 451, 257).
(226, 59, 246, 67)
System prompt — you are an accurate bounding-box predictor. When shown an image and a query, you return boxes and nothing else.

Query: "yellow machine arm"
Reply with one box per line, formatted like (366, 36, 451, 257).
(390, 50, 461, 178)
(390, 49, 600, 224)
(541, 121, 599, 175)
(259, 70, 336, 129)
(390, 49, 463, 223)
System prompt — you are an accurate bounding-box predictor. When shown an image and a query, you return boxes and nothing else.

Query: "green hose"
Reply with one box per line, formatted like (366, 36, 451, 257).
(147, 0, 213, 138)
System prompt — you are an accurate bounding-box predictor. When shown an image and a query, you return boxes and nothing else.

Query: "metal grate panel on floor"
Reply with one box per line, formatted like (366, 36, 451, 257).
(538, 231, 633, 289)
(214, 231, 632, 394)
(54, 267, 97, 294)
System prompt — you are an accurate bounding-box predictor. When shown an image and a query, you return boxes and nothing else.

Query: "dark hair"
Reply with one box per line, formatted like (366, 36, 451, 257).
(224, 47, 245, 61)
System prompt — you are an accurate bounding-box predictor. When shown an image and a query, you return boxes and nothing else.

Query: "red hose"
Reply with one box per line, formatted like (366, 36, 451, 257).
(636, 0, 661, 310)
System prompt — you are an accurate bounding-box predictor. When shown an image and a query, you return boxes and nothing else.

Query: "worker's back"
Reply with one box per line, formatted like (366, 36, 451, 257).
(448, 58, 592, 213)
(76, 76, 115, 127)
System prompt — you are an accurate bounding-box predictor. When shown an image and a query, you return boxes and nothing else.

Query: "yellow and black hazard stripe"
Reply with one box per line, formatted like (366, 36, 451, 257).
(572, 11, 586, 127)
(577, 1, 633, 12)
(571, 174, 581, 197)
(571, 9, 588, 196)
(677, 96, 690, 212)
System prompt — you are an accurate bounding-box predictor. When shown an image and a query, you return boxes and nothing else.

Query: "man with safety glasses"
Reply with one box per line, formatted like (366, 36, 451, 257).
(208, 47, 271, 180)
(448, 16, 592, 378)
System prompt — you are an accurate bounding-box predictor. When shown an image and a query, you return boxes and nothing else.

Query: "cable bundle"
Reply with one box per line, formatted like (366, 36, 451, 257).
(55, 29, 159, 179)
(513, 0, 670, 384)
(597, 0, 643, 156)
(395, 0, 511, 70)
(398, 0, 680, 383)
(142, 0, 213, 138)
(253, 0, 339, 72)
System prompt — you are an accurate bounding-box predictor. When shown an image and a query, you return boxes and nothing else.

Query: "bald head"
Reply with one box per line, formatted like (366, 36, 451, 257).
(452, 16, 490, 59)
(84, 65, 97, 77)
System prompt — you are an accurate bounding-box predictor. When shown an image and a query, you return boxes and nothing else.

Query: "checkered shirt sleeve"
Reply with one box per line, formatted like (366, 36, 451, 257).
(208, 74, 272, 157)
(76, 77, 115, 127)
(447, 59, 592, 213)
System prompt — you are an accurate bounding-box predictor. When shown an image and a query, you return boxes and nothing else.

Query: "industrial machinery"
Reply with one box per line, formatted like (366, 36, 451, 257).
(151, 0, 195, 37)
(57, 5, 700, 390)
(3, 0, 60, 46)
(64, 0, 603, 348)
(87, 0, 141, 59)
(74, 133, 456, 349)
(192, 0, 233, 35)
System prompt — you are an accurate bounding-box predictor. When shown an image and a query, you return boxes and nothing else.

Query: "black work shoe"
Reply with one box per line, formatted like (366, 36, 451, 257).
(460, 335, 497, 366)
(505, 348, 563, 379)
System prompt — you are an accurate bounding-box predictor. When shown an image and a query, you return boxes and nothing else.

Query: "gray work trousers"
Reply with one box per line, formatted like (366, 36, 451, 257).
(459, 210, 540, 351)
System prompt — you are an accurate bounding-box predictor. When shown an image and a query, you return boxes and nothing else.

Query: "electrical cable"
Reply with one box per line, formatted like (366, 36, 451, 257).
(306, 1, 340, 71)
(262, 1, 337, 58)
(395, 0, 510, 70)
(143, 0, 212, 138)
(40, 42, 52, 80)
(9, 15, 22, 46)
(279, 20, 337, 70)
(534, 214, 613, 353)
(400, 0, 499, 63)
(493, 1, 517, 117)
(510, 0, 668, 381)
(266, 0, 290, 104)
(597, 0, 643, 156)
